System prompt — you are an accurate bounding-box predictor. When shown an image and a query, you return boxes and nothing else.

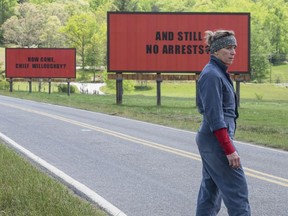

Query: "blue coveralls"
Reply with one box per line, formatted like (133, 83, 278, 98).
(195, 56, 251, 216)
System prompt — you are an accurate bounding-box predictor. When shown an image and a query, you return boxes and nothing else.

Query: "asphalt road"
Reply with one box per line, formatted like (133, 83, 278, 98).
(0, 95, 287, 216)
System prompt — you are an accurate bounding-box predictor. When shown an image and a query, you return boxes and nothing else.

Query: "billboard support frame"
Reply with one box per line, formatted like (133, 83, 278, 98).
(112, 72, 245, 107)
(6, 78, 72, 96)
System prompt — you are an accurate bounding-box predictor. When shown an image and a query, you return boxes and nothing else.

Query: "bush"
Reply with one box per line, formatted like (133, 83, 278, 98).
(134, 85, 153, 91)
(271, 53, 287, 65)
(57, 84, 76, 93)
(0, 80, 9, 90)
(76, 70, 92, 82)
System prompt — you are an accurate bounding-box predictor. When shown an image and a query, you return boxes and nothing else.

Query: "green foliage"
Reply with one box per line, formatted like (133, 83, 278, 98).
(1, 0, 288, 80)
(123, 80, 135, 92)
(61, 0, 91, 16)
(261, 0, 288, 54)
(89, 0, 110, 10)
(1, 3, 45, 47)
(113, 0, 138, 11)
(39, 16, 65, 48)
(134, 85, 153, 91)
(38, 2, 71, 47)
(0, 81, 9, 91)
(102, 71, 135, 93)
(271, 53, 287, 65)
(29, 0, 57, 3)
(250, 42, 270, 82)
(102, 71, 115, 89)
(154, 0, 195, 12)
(85, 1, 112, 68)
(61, 12, 97, 68)
(57, 83, 76, 93)
(76, 69, 93, 82)
(0, 0, 17, 25)
(134, 81, 153, 91)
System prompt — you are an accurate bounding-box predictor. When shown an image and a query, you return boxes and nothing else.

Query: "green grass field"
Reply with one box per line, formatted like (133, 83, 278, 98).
(271, 64, 288, 83)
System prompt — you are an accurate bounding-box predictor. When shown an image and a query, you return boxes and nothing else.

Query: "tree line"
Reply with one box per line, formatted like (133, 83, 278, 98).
(1, 0, 288, 82)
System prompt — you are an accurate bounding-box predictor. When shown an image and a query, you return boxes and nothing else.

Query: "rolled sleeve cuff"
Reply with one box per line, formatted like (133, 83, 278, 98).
(210, 121, 227, 132)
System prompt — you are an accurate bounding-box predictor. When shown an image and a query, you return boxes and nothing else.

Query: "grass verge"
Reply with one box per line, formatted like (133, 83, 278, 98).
(0, 143, 107, 216)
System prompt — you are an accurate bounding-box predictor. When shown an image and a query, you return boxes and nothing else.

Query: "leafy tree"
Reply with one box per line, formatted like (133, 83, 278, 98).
(86, 1, 117, 82)
(38, 2, 69, 47)
(39, 16, 66, 47)
(29, 0, 57, 3)
(60, 0, 90, 16)
(86, 24, 106, 67)
(42, 2, 70, 24)
(135, 0, 160, 12)
(0, 0, 17, 43)
(0, 0, 17, 24)
(61, 12, 97, 69)
(86, 1, 114, 70)
(191, 0, 274, 81)
(89, 0, 111, 10)
(1, 3, 45, 47)
(250, 24, 271, 82)
(259, 0, 288, 63)
(241, 0, 273, 81)
(112, 0, 138, 11)
(154, 0, 195, 12)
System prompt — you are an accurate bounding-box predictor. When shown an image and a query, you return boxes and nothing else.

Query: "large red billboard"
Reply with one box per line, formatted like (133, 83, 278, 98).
(108, 12, 250, 73)
(5, 48, 76, 78)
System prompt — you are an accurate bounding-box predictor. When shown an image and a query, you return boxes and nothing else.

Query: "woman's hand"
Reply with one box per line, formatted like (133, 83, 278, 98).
(226, 151, 241, 169)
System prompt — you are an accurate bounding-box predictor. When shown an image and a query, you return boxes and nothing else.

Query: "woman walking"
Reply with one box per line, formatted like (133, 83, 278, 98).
(195, 29, 251, 216)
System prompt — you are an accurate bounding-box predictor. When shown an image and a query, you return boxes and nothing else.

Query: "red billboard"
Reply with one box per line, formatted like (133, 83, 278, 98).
(5, 48, 76, 78)
(108, 12, 250, 73)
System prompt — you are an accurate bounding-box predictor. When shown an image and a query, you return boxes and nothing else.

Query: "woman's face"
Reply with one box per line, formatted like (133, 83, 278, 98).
(214, 45, 236, 66)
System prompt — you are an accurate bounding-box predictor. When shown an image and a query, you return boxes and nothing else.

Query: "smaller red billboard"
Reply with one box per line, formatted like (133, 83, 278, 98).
(5, 48, 76, 78)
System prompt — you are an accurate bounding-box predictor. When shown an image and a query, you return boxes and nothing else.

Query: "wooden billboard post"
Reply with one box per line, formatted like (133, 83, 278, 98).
(236, 80, 240, 107)
(9, 78, 13, 92)
(28, 78, 32, 93)
(48, 79, 52, 94)
(234, 74, 248, 108)
(156, 73, 162, 106)
(67, 78, 71, 96)
(116, 72, 123, 105)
